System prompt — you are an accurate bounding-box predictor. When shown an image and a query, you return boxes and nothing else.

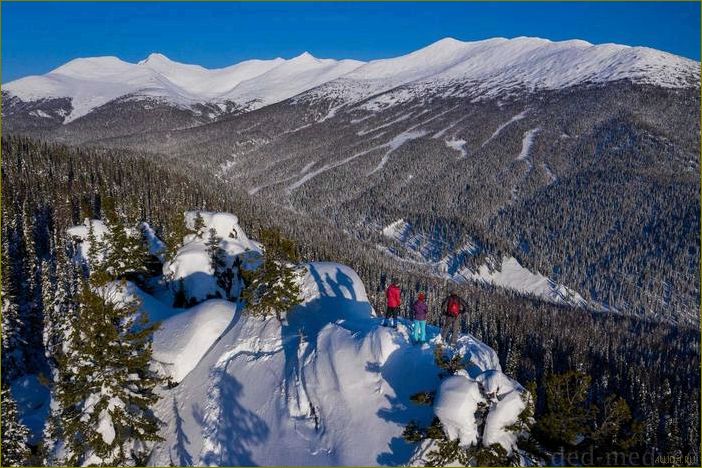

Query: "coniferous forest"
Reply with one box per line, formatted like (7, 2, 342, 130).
(1, 135, 699, 466)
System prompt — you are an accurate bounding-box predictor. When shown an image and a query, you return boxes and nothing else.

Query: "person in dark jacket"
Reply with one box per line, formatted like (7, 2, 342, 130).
(383, 281, 401, 328)
(411, 292, 428, 343)
(440, 290, 468, 345)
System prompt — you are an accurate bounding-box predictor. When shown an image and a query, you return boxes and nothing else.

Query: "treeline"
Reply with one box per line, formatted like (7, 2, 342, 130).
(1, 135, 699, 465)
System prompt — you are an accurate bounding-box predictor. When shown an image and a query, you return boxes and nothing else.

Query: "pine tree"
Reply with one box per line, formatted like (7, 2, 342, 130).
(242, 229, 302, 321)
(55, 283, 163, 465)
(206, 228, 237, 300)
(1, 231, 25, 383)
(1, 387, 31, 466)
(192, 212, 206, 238)
(534, 370, 593, 448)
(164, 211, 188, 262)
(94, 214, 151, 286)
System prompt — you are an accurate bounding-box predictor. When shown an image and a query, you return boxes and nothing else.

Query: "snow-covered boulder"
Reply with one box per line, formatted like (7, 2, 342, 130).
(434, 375, 486, 447)
(163, 211, 262, 304)
(482, 390, 527, 453)
(431, 368, 528, 456)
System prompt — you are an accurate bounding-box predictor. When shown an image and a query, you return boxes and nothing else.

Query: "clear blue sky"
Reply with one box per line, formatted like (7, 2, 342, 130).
(2, 1, 699, 82)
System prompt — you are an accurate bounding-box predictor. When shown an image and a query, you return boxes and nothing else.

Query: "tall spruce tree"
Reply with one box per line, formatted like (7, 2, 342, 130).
(55, 284, 163, 465)
(93, 212, 151, 286)
(1, 387, 31, 466)
(243, 228, 302, 320)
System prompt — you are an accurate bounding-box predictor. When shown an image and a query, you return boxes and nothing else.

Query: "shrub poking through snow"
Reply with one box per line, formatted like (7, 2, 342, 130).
(433, 343, 465, 377)
(243, 228, 302, 321)
(54, 283, 163, 465)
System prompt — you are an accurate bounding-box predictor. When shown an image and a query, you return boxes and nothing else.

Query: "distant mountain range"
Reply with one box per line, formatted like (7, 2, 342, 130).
(3, 37, 698, 124)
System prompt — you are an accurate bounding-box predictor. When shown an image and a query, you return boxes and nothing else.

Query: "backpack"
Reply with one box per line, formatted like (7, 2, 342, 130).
(447, 296, 461, 317)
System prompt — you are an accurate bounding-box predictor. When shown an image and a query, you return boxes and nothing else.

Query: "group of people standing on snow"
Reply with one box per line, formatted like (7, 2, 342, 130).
(382, 281, 468, 345)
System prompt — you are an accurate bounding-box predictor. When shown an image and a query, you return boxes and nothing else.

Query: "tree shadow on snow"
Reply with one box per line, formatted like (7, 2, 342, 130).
(279, 264, 373, 438)
(374, 330, 440, 466)
(170, 395, 193, 466)
(193, 373, 269, 466)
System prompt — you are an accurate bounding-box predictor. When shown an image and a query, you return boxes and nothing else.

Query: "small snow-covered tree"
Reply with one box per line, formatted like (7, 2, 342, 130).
(1, 387, 31, 466)
(92, 214, 151, 286)
(192, 212, 206, 238)
(243, 228, 302, 321)
(55, 283, 163, 465)
(206, 228, 237, 300)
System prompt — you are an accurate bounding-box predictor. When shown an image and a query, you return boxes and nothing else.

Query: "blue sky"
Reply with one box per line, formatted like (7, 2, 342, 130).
(2, 1, 699, 82)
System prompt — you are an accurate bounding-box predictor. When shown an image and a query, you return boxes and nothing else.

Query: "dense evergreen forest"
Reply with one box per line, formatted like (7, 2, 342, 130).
(1, 136, 699, 465)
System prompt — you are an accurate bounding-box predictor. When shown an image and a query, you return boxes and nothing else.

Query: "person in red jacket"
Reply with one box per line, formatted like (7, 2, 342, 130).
(441, 290, 469, 345)
(383, 281, 402, 328)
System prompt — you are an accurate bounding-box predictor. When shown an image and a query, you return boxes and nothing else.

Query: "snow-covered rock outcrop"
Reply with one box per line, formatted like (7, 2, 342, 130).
(68, 211, 529, 465)
(162, 211, 261, 304)
(143, 259, 527, 465)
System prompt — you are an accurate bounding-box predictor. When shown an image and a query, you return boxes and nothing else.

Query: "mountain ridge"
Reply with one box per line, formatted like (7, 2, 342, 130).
(3, 36, 698, 122)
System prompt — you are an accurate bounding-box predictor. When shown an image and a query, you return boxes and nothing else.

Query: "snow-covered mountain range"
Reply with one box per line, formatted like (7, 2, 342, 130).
(3, 36, 698, 122)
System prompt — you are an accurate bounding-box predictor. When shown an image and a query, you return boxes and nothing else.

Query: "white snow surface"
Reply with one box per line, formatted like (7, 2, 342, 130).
(5, 37, 697, 122)
(459, 256, 586, 306)
(144, 261, 513, 465)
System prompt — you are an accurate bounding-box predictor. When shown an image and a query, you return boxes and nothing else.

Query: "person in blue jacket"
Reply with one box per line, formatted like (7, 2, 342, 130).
(411, 292, 428, 344)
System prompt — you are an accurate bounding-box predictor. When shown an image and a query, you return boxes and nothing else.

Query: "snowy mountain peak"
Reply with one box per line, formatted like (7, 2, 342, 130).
(138, 52, 177, 65)
(291, 51, 319, 62)
(49, 56, 133, 78)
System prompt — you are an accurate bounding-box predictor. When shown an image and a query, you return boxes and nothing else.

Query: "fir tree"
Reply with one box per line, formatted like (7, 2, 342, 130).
(534, 370, 593, 448)
(164, 211, 188, 262)
(94, 213, 151, 286)
(243, 229, 302, 321)
(55, 283, 163, 465)
(192, 212, 206, 238)
(206, 228, 237, 300)
(1, 387, 31, 466)
(1, 233, 25, 383)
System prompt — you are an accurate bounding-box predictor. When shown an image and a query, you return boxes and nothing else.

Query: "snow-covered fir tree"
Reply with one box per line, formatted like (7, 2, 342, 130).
(54, 283, 162, 465)
(1, 388, 31, 466)
(243, 228, 302, 321)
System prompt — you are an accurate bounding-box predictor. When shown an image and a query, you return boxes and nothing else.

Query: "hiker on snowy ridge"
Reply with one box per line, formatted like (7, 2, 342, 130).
(411, 292, 428, 344)
(440, 290, 468, 345)
(383, 280, 401, 328)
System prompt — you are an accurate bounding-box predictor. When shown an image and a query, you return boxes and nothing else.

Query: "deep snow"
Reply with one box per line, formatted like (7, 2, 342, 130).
(144, 261, 521, 465)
